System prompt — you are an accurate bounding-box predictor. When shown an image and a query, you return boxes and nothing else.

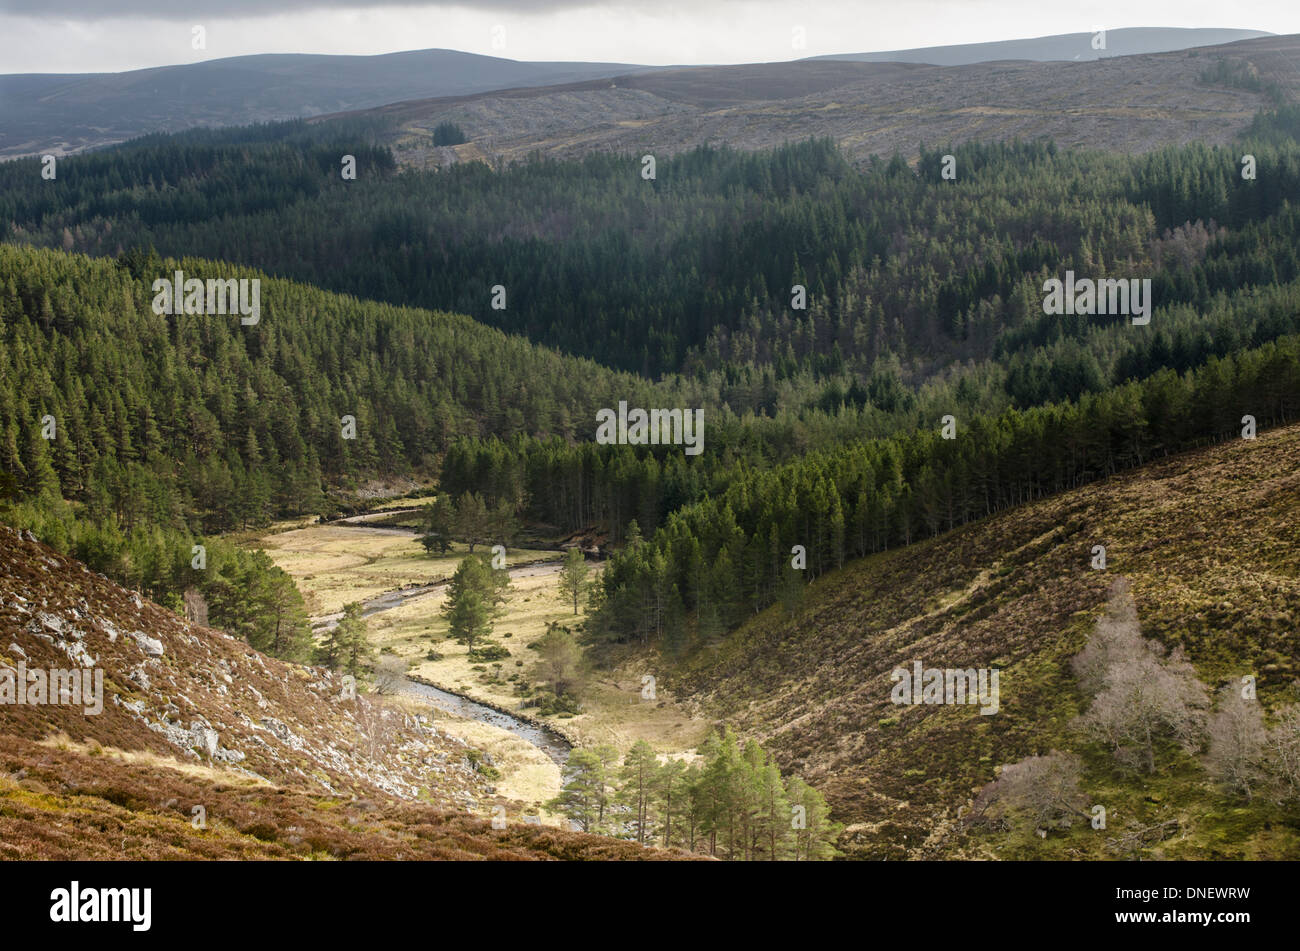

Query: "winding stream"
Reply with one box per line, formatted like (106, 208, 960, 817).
(309, 518, 573, 766)
(403, 679, 572, 766)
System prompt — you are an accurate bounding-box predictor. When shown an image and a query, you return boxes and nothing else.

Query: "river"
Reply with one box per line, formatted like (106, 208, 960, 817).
(310, 517, 573, 766)
(403, 678, 572, 766)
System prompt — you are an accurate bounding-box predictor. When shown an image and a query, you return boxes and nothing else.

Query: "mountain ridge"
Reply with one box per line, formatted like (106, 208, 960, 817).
(2, 28, 1286, 160)
(808, 27, 1273, 66)
(311, 33, 1299, 171)
(0, 47, 660, 159)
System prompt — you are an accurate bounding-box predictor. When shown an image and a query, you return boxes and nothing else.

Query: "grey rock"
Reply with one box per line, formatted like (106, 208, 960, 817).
(131, 631, 164, 657)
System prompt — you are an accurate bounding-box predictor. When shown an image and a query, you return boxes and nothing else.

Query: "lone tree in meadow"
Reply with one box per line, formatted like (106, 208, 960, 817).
(442, 554, 506, 656)
(533, 621, 584, 698)
(558, 546, 589, 615)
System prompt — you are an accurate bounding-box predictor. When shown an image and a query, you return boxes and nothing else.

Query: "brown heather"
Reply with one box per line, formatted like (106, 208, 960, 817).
(677, 422, 1300, 859)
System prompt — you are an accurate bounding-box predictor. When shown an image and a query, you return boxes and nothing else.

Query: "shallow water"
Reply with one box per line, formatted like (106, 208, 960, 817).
(402, 678, 572, 766)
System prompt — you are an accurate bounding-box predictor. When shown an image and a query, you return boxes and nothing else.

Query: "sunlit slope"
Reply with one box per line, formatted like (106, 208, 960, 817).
(679, 422, 1300, 859)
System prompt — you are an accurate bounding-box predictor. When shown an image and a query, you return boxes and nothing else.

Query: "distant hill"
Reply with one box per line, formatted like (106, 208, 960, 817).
(0, 48, 656, 159)
(809, 27, 1272, 65)
(315, 33, 1300, 170)
(0, 29, 1282, 161)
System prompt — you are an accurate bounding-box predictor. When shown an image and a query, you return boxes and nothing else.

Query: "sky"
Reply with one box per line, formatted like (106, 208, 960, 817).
(0, 0, 1294, 74)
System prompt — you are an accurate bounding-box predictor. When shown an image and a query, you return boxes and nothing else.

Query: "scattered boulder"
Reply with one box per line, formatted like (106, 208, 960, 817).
(131, 631, 165, 657)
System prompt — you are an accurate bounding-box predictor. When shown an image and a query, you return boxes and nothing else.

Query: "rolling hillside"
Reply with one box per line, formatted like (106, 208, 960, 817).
(677, 422, 1300, 859)
(321, 33, 1300, 170)
(2, 29, 1285, 164)
(4, 17, 1300, 867)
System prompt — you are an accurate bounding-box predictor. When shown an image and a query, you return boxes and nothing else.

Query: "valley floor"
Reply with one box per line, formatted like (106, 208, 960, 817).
(249, 518, 714, 825)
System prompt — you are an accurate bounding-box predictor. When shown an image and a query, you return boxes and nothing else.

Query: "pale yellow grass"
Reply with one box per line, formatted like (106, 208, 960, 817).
(430, 715, 563, 817)
(371, 495, 436, 511)
(38, 733, 273, 787)
(251, 523, 552, 618)
(371, 564, 712, 757)
(251, 522, 714, 768)
(385, 695, 564, 820)
(561, 676, 713, 755)
(368, 566, 570, 704)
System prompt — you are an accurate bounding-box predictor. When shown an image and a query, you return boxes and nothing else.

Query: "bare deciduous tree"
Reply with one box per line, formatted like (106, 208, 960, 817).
(1149, 219, 1220, 271)
(969, 751, 1090, 834)
(1205, 684, 1267, 800)
(1071, 580, 1209, 773)
(1070, 577, 1142, 696)
(182, 587, 209, 626)
(1264, 704, 1300, 804)
(372, 653, 409, 696)
(352, 695, 401, 759)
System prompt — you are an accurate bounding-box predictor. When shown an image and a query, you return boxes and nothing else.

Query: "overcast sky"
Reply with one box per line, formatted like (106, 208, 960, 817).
(0, 1, 1294, 73)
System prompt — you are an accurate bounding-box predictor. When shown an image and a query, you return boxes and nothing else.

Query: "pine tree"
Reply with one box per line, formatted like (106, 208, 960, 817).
(419, 495, 456, 553)
(557, 546, 589, 615)
(786, 775, 842, 860)
(316, 602, 373, 681)
(339, 603, 376, 680)
(547, 745, 617, 833)
(441, 555, 496, 656)
(533, 621, 583, 698)
(619, 740, 661, 844)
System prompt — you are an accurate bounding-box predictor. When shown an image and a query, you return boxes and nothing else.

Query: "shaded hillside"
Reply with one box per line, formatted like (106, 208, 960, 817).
(0, 523, 671, 859)
(324, 33, 1299, 170)
(0, 244, 672, 534)
(677, 423, 1300, 859)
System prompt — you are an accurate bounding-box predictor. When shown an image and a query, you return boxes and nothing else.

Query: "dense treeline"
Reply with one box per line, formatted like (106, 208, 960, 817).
(424, 123, 1300, 548)
(1, 123, 395, 239)
(590, 334, 1300, 648)
(0, 244, 670, 533)
(439, 275, 1300, 540)
(8, 121, 1300, 386)
(6, 113, 1300, 663)
(0, 243, 673, 653)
